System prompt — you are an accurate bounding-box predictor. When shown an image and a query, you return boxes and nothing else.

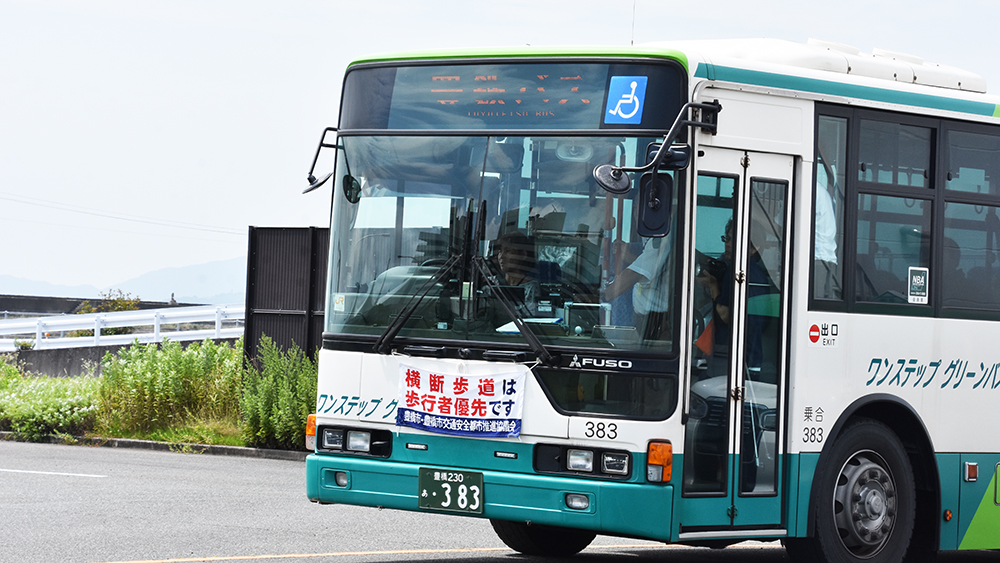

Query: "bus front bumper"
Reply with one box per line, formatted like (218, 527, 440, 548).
(307, 453, 674, 541)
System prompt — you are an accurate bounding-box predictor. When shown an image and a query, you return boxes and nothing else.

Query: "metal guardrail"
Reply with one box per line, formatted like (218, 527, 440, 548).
(0, 304, 244, 352)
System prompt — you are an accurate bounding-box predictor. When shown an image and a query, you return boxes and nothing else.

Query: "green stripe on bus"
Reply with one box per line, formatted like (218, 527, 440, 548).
(350, 47, 689, 72)
(958, 469, 1000, 549)
(694, 64, 998, 118)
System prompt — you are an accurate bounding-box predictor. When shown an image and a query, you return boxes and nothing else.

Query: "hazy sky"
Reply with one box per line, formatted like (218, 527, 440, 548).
(2, 0, 998, 291)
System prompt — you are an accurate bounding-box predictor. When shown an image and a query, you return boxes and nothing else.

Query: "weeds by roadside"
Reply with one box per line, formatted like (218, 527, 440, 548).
(241, 336, 317, 450)
(96, 338, 242, 435)
(0, 355, 99, 441)
(0, 336, 318, 449)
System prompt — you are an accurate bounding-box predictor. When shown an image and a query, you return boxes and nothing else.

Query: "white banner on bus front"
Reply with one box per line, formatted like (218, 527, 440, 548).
(396, 360, 525, 438)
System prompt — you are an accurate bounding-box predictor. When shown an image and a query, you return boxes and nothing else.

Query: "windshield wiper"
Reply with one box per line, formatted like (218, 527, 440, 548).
(471, 256, 557, 366)
(372, 253, 463, 355)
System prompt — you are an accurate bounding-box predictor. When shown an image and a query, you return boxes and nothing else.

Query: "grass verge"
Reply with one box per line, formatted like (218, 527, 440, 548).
(1, 336, 315, 449)
(0, 356, 99, 441)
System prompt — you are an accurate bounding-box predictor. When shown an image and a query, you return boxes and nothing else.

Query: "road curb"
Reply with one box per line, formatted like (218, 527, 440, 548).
(0, 431, 308, 462)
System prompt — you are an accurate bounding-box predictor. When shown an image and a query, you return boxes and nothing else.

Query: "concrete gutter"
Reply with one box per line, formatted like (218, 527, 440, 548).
(0, 431, 308, 462)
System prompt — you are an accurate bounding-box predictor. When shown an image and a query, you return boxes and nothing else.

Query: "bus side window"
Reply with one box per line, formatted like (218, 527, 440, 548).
(855, 194, 931, 304)
(944, 203, 1000, 310)
(942, 129, 1000, 311)
(813, 115, 847, 301)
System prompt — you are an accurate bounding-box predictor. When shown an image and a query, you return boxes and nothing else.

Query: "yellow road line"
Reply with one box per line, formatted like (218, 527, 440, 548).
(95, 543, 661, 563)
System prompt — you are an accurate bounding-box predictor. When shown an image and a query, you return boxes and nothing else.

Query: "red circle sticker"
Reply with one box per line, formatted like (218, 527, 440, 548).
(809, 324, 821, 343)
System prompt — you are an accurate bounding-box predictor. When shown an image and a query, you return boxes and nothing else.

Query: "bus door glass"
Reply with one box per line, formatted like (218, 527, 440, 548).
(681, 147, 791, 530)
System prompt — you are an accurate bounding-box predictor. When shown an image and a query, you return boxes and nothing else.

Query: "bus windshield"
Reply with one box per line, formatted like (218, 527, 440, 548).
(326, 134, 680, 354)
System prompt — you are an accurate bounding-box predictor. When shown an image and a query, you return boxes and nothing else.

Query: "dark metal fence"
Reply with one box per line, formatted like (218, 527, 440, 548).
(244, 227, 329, 366)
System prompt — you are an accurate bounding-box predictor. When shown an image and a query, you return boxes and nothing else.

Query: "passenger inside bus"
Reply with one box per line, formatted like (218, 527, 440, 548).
(601, 236, 673, 341)
(688, 214, 781, 495)
(696, 218, 735, 380)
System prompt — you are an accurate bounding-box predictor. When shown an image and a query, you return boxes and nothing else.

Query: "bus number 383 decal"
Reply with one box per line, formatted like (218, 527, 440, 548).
(585, 421, 618, 439)
(803, 427, 824, 443)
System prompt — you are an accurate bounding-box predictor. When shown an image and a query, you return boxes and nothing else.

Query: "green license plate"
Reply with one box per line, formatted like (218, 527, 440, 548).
(418, 468, 484, 514)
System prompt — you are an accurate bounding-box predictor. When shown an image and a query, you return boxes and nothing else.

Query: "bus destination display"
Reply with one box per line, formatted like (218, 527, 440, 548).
(340, 61, 683, 131)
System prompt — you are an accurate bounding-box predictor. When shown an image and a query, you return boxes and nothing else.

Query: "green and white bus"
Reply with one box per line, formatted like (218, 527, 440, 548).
(303, 38, 1000, 562)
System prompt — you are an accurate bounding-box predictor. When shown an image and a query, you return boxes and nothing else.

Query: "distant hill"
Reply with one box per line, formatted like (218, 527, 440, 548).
(112, 257, 247, 304)
(0, 257, 247, 305)
(0, 275, 100, 300)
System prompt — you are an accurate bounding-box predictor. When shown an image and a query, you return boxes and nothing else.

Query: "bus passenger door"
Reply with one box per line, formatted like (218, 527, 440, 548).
(679, 147, 791, 534)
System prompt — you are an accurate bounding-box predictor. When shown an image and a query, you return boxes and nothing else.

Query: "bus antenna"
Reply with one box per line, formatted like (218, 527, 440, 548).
(630, 0, 636, 46)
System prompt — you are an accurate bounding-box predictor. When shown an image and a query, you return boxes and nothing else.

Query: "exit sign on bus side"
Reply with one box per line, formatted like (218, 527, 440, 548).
(807, 322, 839, 347)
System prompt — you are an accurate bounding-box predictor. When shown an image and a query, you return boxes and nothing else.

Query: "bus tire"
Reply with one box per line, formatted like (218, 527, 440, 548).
(783, 417, 916, 563)
(489, 519, 596, 557)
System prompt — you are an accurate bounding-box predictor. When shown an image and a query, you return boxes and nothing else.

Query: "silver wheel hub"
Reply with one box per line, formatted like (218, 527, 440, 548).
(833, 451, 896, 558)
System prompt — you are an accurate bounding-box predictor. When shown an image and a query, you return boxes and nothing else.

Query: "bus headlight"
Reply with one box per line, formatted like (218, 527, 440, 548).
(318, 426, 392, 457)
(322, 428, 344, 450)
(602, 452, 629, 475)
(347, 430, 371, 452)
(534, 444, 631, 479)
(567, 449, 594, 472)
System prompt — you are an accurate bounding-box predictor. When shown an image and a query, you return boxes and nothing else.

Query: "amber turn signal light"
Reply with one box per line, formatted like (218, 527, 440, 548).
(646, 441, 672, 483)
(305, 414, 317, 451)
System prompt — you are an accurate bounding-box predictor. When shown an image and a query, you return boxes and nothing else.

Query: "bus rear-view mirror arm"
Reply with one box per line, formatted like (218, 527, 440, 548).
(593, 100, 721, 194)
(303, 127, 339, 194)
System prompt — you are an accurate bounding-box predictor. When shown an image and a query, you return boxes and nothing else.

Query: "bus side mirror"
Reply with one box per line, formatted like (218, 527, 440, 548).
(636, 172, 672, 237)
(343, 175, 361, 204)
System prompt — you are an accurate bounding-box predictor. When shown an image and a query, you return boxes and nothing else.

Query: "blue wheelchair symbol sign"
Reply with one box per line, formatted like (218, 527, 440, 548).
(605, 76, 648, 125)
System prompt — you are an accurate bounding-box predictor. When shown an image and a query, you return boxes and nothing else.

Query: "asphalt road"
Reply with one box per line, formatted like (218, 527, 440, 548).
(0, 441, 996, 563)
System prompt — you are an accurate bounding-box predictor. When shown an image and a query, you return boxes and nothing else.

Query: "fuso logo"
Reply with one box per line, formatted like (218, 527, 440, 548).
(808, 324, 821, 343)
(582, 358, 633, 369)
(570, 356, 634, 369)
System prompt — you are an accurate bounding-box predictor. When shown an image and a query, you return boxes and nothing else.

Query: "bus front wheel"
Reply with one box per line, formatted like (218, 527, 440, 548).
(490, 519, 596, 557)
(784, 417, 916, 563)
